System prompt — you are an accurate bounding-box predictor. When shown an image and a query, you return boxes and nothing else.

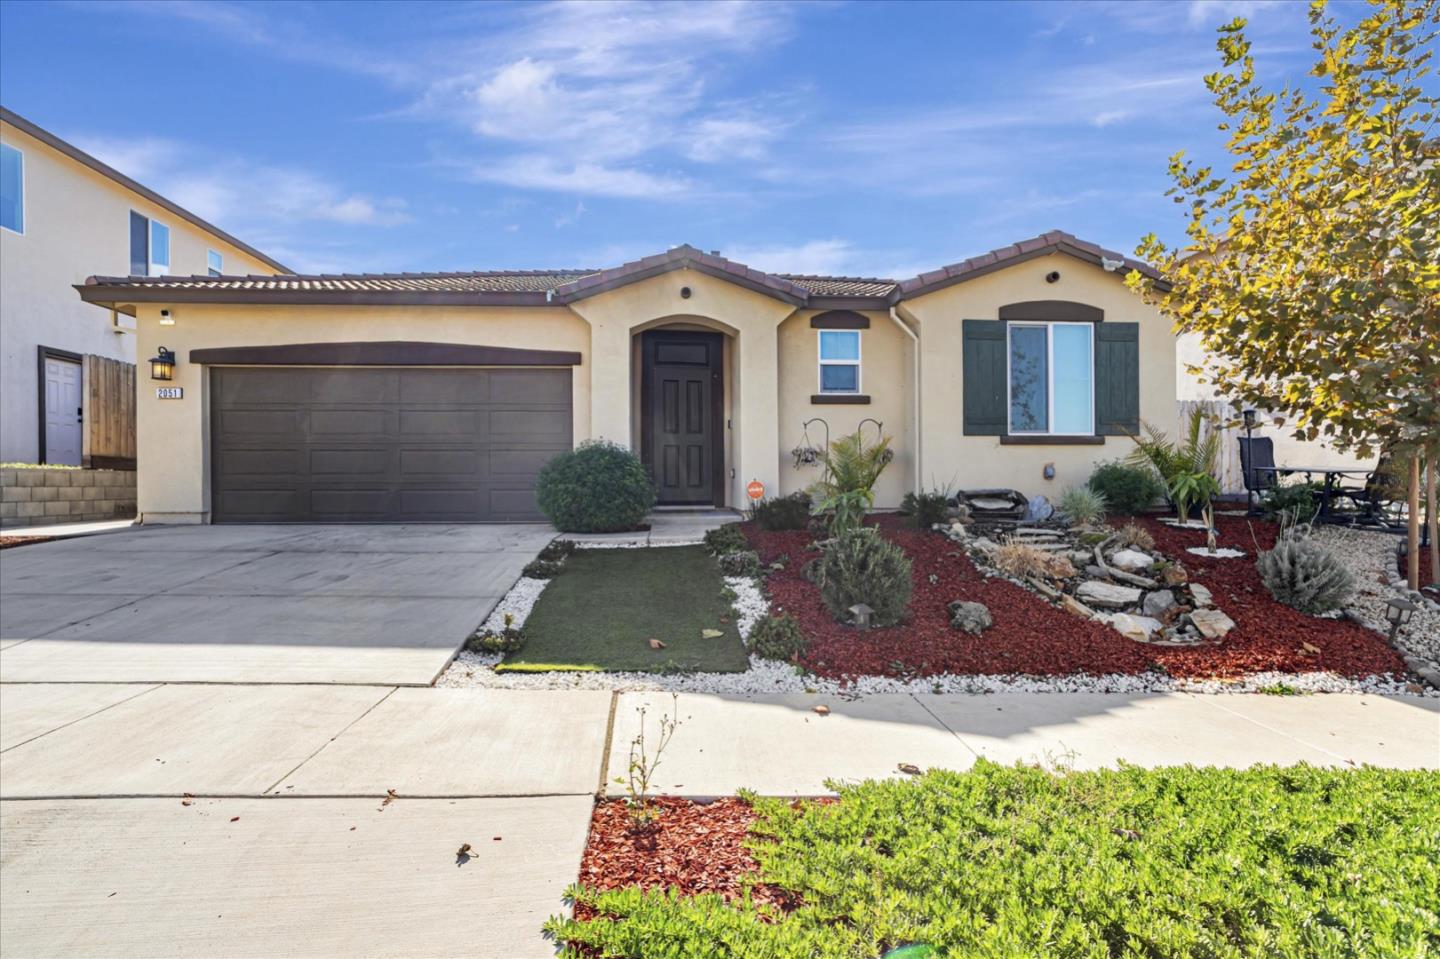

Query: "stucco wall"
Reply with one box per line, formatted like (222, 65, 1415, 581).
(0, 119, 275, 463)
(777, 310, 915, 509)
(128, 303, 590, 522)
(901, 254, 1177, 498)
(1177, 330, 1372, 476)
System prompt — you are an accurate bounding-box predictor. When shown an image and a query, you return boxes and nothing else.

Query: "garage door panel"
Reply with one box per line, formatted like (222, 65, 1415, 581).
(311, 370, 399, 403)
(489, 369, 568, 404)
(211, 367, 572, 522)
(309, 449, 393, 476)
(400, 449, 481, 476)
(399, 409, 483, 437)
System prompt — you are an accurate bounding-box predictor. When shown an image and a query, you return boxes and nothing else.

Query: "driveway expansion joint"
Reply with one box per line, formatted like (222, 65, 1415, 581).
(262, 685, 399, 794)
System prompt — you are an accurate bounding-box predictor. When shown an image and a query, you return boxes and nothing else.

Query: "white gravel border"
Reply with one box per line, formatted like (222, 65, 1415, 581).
(436, 542, 1436, 698)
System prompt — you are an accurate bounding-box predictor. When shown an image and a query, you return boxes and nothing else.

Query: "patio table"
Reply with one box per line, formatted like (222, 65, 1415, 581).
(1251, 465, 1375, 522)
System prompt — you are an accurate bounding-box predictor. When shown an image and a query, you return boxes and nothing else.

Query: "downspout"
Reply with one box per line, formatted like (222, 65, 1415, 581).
(888, 307, 921, 496)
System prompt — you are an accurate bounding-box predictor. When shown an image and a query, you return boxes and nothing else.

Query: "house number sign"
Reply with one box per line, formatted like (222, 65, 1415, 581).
(155, 387, 184, 399)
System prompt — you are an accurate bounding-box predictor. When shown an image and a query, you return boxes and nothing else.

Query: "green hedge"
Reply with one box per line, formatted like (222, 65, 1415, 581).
(535, 441, 656, 533)
(550, 762, 1440, 957)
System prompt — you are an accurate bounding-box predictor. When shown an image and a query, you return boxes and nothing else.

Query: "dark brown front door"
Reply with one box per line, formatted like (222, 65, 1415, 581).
(642, 332, 723, 506)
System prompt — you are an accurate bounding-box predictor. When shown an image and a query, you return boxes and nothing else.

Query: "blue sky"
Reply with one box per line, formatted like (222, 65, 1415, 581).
(0, 0, 1346, 277)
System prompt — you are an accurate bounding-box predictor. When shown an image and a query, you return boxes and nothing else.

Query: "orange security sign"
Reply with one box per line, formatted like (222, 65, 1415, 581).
(746, 480, 765, 500)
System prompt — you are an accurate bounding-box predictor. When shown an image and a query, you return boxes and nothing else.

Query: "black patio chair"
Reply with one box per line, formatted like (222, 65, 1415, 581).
(1238, 437, 1277, 513)
(1331, 453, 1405, 528)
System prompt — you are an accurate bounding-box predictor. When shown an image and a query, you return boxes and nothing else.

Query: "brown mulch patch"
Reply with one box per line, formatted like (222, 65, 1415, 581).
(0, 535, 55, 550)
(574, 798, 805, 918)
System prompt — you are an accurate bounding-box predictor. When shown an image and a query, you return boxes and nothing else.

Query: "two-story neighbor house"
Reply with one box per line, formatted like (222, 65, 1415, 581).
(0, 106, 287, 467)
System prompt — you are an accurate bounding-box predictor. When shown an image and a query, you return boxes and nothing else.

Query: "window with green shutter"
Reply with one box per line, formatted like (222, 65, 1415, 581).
(1095, 322, 1140, 435)
(962, 320, 1006, 435)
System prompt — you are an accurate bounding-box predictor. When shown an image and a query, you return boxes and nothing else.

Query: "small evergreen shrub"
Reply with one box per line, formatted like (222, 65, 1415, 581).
(522, 559, 564, 579)
(750, 492, 812, 531)
(1262, 481, 1321, 523)
(1058, 485, 1107, 526)
(467, 613, 525, 654)
(899, 489, 950, 529)
(1088, 461, 1166, 515)
(818, 528, 913, 627)
(538, 539, 578, 562)
(716, 550, 762, 578)
(747, 614, 808, 661)
(535, 441, 656, 533)
(703, 523, 749, 556)
(1257, 532, 1357, 614)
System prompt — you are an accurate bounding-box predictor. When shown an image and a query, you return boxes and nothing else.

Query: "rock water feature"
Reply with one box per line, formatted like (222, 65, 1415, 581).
(941, 504, 1235, 648)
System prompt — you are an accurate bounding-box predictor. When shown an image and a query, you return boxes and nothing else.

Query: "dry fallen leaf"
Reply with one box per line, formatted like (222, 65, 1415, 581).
(456, 843, 472, 856)
(897, 763, 922, 776)
(229, 816, 240, 823)
(813, 705, 831, 716)
(648, 638, 667, 650)
(379, 788, 398, 810)
(700, 629, 724, 639)
(1301, 641, 1321, 655)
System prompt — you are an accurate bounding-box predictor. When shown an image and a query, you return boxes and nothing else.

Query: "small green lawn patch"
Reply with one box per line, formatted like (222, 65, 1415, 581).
(550, 762, 1440, 957)
(499, 546, 749, 673)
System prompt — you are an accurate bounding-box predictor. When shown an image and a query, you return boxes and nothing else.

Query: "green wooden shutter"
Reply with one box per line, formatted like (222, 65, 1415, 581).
(1096, 322, 1140, 435)
(962, 320, 1007, 436)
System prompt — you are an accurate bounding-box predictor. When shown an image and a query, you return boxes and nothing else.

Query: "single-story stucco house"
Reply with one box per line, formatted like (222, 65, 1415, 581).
(73, 231, 1176, 524)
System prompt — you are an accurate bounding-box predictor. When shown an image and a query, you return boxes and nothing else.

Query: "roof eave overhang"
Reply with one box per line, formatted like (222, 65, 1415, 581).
(551, 255, 809, 307)
(74, 284, 552, 308)
(891, 243, 1170, 303)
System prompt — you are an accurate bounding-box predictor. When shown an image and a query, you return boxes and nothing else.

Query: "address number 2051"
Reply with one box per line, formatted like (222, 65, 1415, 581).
(155, 387, 184, 400)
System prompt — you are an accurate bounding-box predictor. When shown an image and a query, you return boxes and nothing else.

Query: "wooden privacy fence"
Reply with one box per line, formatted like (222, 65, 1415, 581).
(1177, 399, 1245, 495)
(82, 354, 136, 469)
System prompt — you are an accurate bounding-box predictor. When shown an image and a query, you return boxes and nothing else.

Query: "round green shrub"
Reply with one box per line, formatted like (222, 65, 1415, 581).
(703, 523, 750, 556)
(717, 550, 762, 578)
(1262, 481, 1320, 523)
(748, 614, 809, 661)
(1088, 461, 1166, 515)
(750, 491, 812, 531)
(819, 528, 913, 627)
(535, 441, 656, 533)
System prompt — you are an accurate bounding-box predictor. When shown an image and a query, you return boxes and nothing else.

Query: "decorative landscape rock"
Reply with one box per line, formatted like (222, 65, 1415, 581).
(1189, 607, 1236, 640)
(1142, 589, 1177, 619)
(1077, 581, 1143, 609)
(1190, 583, 1214, 607)
(1110, 549, 1154, 572)
(1021, 495, 1054, 523)
(1104, 612, 1163, 642)
(948, 600, 993, 635)
(1060, 594, 1096, 620)
(1160, 565, 1189, 587)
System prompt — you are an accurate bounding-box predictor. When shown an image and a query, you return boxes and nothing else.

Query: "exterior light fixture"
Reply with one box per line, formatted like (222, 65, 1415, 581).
(149, 347, 176, 381)
(848, 603, 874, 630)
(159, 309, 175, 326)
(1384, 596, 1416, 643)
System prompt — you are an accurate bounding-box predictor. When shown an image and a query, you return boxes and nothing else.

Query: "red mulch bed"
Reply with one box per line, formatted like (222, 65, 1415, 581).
(745, 514, 1407, 681)
(574, 798, 795, 919)
(0, 535, 54, 550)
(1397, 543, 1435, 586)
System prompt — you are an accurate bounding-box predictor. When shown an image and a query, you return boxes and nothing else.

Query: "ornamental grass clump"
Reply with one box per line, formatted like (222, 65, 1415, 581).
(1257, 529, 1357, 614)
(898, 489, 950, 529)
(818, 528, 912, 627)
(994, 540, 1076, 581)
(1113, 522, 1155, 551)
(1057, 485, 1107, 526)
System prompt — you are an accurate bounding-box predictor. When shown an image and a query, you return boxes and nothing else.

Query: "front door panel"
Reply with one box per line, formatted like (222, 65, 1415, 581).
(645, 333, 721, 506)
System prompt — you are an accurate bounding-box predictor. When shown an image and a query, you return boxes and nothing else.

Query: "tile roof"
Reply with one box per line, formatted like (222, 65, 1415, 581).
(77, 231, 1162, 307)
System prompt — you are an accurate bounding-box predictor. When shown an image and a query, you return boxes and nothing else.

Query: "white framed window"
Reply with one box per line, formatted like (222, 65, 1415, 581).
(0, 142, 23, 234)
(818, 330, 862, 394)
(1006, 321, 1094, 435)
(207, 249, 223, 276)
(129, 211, 170, 276)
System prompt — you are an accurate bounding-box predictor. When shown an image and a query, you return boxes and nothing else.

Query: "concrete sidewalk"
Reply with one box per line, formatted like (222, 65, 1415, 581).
(1, 684, 1436, 957)
(607, 690, 1440, 795)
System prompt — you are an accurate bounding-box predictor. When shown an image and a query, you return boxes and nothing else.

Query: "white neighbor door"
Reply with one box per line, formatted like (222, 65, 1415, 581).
(44, 356, 83, 466)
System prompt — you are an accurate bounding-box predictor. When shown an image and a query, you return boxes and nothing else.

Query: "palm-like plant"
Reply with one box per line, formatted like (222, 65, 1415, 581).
(811, 430, 894, 535)
(1126, 408, 1221, 524)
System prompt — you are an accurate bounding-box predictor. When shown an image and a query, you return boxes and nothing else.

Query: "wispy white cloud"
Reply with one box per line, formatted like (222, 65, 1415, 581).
(75, 135, 411, 229)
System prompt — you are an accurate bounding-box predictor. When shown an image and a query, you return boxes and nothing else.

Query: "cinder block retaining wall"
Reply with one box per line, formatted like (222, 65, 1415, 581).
(0, 468, 137, 528)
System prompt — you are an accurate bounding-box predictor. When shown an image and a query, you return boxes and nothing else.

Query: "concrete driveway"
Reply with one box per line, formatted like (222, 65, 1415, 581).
(0, 524, 554, 684)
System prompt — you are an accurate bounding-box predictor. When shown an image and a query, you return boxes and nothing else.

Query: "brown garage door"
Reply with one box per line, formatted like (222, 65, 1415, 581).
(210, 367, 572, 522)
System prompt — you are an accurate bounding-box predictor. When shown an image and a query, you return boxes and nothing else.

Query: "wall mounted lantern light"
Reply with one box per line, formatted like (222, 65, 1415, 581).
(149, 347, 177, 381)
